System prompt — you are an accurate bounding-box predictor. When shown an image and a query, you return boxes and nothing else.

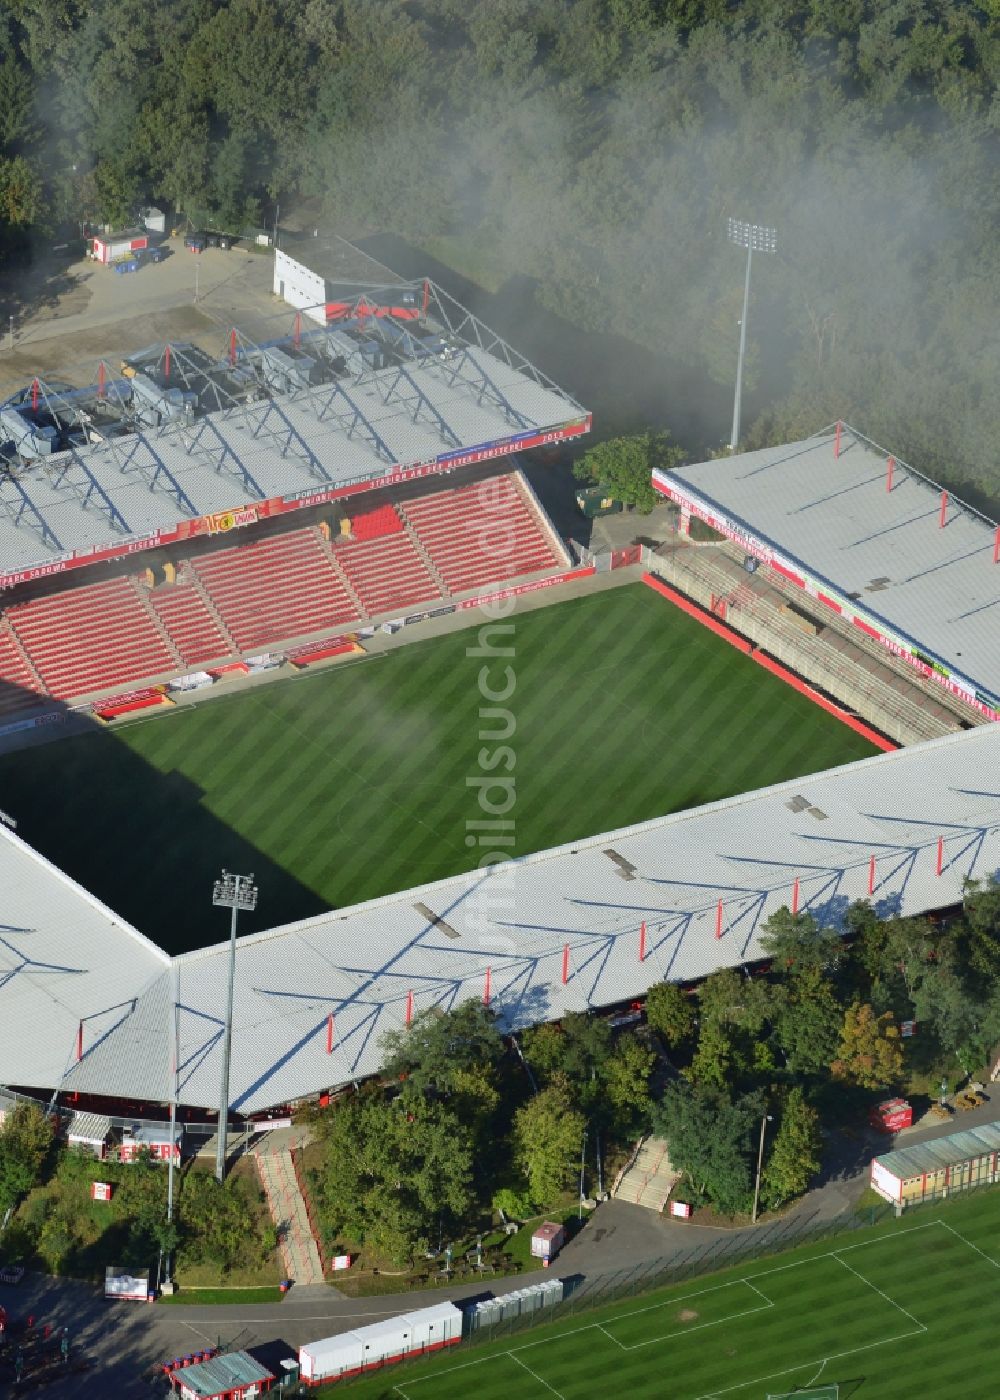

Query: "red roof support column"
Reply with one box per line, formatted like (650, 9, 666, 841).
(405, 989, 413, 1026)
(994, 525, 1000, 564)
(715, 900, 723, 939)
(97, 362, 106, 400)
(229, 328, 237, 366)
(939, 490, 948, 528)
(936, 837, 944, 876)
(164, 343, 171, 379)
(639, 920, 647, 962)
(834, 421, 842, 458)
(483, 967, 491, 1006)
(886, 456, 894, 492)
(32, 378, 38, 413)
(868, 855, 876, 896)
(76, 1021, 83, 1062)
(791, 877, 800, 915)
(561, 943, 570, 985)
(294, 311, 301, 347)
(326, 1013, 334, 1054)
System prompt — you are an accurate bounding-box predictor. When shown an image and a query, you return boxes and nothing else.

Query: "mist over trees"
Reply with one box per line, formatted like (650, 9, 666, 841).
(2, 1, 999, 496)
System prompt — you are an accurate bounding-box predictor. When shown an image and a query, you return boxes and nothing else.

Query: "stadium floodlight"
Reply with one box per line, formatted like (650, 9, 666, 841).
(726, 218, 777, 452)
(212, 869, 258, 1182)
(751, 1110, 774, 1224)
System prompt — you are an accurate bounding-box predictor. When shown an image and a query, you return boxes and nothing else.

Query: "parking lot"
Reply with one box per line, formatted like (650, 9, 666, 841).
(0, 234, 287, 397)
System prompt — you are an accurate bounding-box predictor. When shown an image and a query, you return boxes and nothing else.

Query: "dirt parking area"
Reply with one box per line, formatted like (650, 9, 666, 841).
(0, 237, 287, 395)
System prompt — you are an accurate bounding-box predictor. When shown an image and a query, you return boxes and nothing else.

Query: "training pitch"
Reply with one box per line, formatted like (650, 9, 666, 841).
(0, 584, 875, 951)
(315, 1189, 1000, 1398)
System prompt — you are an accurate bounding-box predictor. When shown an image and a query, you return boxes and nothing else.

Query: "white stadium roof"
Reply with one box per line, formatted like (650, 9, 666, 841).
(658, 425, 1000, 710)
(0, 722, 989, 1113)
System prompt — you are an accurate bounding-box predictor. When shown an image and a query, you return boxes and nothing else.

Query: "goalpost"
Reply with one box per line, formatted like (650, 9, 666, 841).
(767, 1388, 839, 1400)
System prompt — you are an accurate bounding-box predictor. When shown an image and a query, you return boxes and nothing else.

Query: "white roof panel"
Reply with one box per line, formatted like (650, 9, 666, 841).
(48, 723, 1000, 1112)
(661, 425, 1000, 706)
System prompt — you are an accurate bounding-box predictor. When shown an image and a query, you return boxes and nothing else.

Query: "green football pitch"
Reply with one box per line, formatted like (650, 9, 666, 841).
(315, 1189, 1000, 1399)
(0, 583, 876, 952)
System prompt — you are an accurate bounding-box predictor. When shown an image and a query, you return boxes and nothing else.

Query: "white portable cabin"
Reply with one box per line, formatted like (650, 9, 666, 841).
(299, 1302, 461, 1383)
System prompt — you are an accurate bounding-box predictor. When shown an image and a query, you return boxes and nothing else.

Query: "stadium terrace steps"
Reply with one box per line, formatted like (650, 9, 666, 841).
(310, 525, 367, 619)
(191, 529, 358, 652)
(403, 475, 560, 594)
(334, 530, 442, 617)
(130, 577, 183, 671)
(0, 623, 46, 716)
(255, 1146, 325, 1286)
(8, 576, 176, 701)
(147, 582, 235, 670)
(613, 1137, 679, 1211)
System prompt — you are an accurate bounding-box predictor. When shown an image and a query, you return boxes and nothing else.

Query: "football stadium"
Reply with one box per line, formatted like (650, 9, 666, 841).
(0, 241, 999, 1142)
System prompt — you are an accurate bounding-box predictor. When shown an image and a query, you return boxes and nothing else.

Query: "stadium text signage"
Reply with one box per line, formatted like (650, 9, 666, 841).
(652, 470, 1000, 723)
(0, 418, 592, 592)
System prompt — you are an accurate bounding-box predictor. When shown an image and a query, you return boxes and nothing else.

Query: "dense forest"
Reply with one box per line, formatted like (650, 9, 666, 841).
(0, 1, 998, 493)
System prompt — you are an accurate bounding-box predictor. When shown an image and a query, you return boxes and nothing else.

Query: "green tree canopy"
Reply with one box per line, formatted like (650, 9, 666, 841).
(831, 1002, 904, 1090)
(760, 1088, 822, 1212)
(380, 1001, 504, 1097)
(572, 432, 684, 514)
(652, 1080, 764, 1217)
(513, 1072, 585, 1207)
(645, 982, 695, 1048)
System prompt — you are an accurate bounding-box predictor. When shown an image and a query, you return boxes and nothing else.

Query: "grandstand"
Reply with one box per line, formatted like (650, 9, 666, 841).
(0, 273, 586, 715)
(653, 423, 1000, 724)
(1, 721, 998, 1112)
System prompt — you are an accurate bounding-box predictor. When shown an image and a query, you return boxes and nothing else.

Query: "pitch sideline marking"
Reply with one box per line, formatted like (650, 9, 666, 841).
(939, 1218, 1000, 1270)
(833, 1252, 926, 1332)
(394, 1219, 952, 1396)
(510, 1350, 568, 1398)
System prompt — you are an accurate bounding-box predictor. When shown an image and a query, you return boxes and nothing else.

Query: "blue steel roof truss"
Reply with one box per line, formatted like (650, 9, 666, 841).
(45, 449, 131, 535)
(103, 432, 199, 517)
(175, 414, 265, 501)
(0, 466, 63, 552)
(240, 397, 331, 483)
(438, 347, 534, 431)
(300, 381, 394, 464)
(358, 364, 461, 449)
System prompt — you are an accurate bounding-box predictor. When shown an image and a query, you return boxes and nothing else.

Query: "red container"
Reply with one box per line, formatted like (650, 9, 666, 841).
(869, 1098, 912, 1133)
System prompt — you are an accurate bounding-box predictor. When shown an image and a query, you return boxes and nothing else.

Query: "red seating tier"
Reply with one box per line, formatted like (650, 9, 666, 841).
(0, 628, 44, 716)
(8, 577, 175, 700)
(334, 533, 442, 618)
(191, 529, 358, 651)
(349, 503, 404, 541)
(404, 476, 558, 594)
(148, 584, 231, 668)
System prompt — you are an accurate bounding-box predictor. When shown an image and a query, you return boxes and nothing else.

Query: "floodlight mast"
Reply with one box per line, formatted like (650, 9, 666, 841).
(212, 870, 258, 1182)
(727, 219, 777, 452)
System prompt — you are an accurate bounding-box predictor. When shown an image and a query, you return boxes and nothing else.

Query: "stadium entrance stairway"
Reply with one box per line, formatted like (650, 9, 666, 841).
(612, 1136, 678, 1212)
(254, 1142, 326, 1286)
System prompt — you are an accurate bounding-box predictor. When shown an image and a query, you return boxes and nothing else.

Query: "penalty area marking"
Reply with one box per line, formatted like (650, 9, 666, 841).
(597, 1277, 774, 1352)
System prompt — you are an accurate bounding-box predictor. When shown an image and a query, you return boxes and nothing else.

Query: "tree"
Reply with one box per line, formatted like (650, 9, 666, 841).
(522, 1013, 611, 1110)
(0, 1103, 53, 1215)
(960, 877, 1000, 984)
(572, 431, 684, 513)
(0, 154, 41, 227)
(380, 1001, 504, 1096)
(652, 1081, 764, 1217)
(315, 1086, 474, 1264)
(775, 967, 842, 1074)
(760, 1088, 822, 1211)
(760, 908, 846, 979)
(645, 982, 694, 1047)
(831, 1003, 904, 1090)
(513, 1073, 585, 1206)
(604, 1032, 655, 1133)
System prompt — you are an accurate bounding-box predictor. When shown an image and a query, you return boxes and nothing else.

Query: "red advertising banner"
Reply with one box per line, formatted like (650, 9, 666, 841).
(457, 566, 597, 610)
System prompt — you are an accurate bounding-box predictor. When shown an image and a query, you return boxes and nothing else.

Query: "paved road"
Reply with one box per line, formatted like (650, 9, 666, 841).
(7, 1091, 997, 1398)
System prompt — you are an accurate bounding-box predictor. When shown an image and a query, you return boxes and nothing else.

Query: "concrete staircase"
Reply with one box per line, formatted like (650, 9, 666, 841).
(255, 1147, 325, 1285)
(613, 1136, 678, 1212)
